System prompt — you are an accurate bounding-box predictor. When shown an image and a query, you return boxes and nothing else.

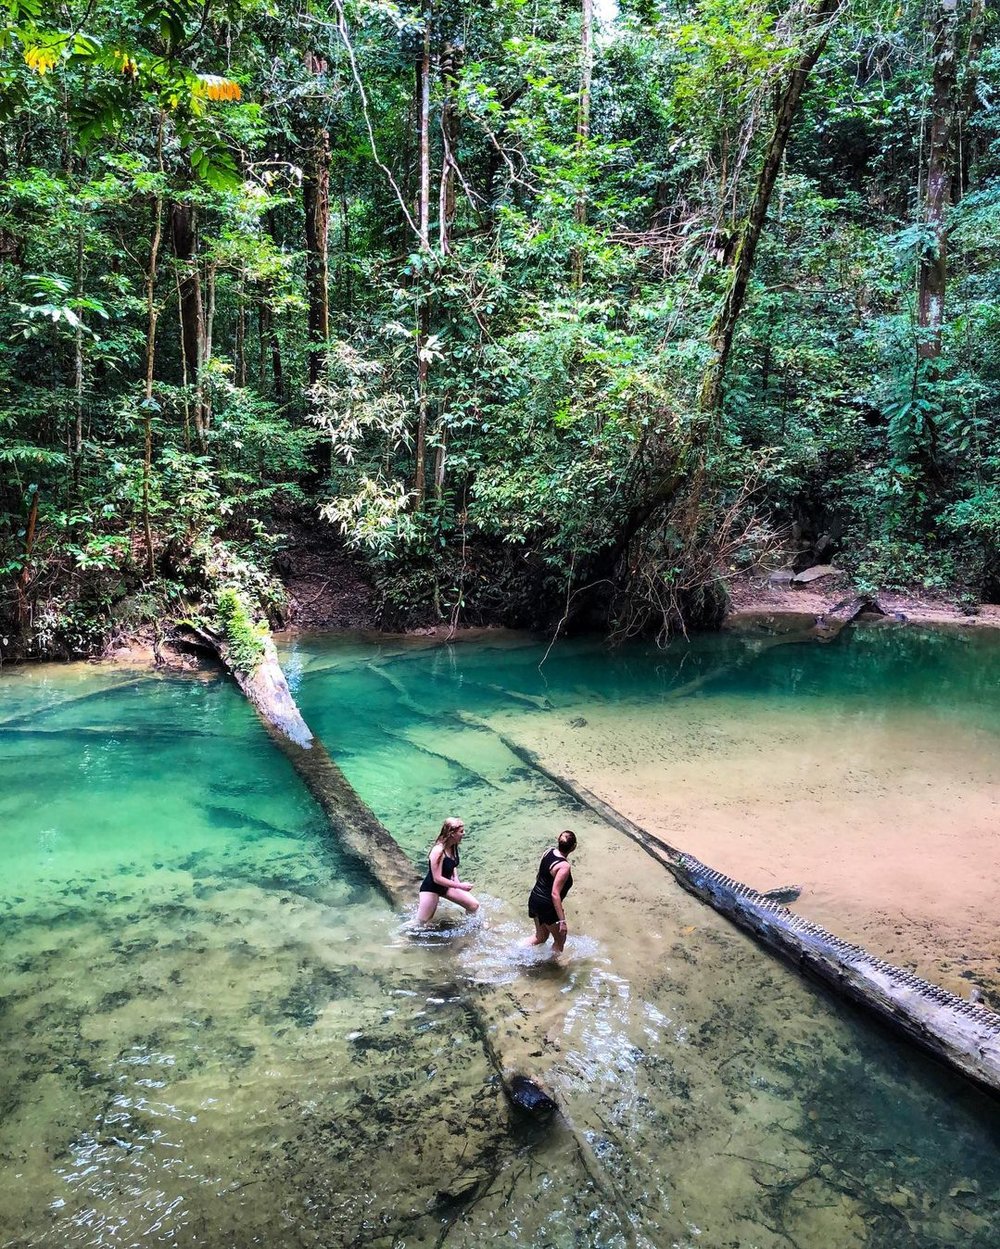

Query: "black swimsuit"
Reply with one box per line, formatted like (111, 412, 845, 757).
(528, 849, 573, 926)
(420, 847, 460, 896)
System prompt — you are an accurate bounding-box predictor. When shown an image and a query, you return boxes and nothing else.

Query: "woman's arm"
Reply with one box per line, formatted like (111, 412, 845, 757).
(549, 864, 570, 926)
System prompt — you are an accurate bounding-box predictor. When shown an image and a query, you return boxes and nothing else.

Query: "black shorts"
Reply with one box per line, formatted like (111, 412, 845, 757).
(528, 894, 559, 926)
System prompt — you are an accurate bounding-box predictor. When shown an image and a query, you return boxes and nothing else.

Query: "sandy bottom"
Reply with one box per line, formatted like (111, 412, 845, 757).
(495, 697, 1000, 1002)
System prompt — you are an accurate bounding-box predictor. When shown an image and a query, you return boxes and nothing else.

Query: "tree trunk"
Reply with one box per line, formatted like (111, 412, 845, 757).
(235, 274, 246, 389)
(917, 0, 961, 363)
(72, 218, 85, 495)
(339, 176, 352, 312)
(571, 0, 593, 289)
(303, 121, 331, 387)
(431, 40, 462, 499)
(698, 0, 844, 417)
(169, 201, 207, 450)
(15, 487, 38, 637)
(438, 41, 461, 255)
(413, 6, 432, 506)
(203, 262, 216, 430)
(142, 115, 166, 579)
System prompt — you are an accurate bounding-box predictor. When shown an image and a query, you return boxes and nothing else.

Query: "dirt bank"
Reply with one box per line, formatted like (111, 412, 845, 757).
(726, 570, 1000, 632)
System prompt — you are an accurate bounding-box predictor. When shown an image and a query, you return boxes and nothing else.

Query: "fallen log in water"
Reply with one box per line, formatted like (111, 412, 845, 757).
(807, 595, 885, 642)
(481, 724, 1000, 1098)
(192, 630, 569, 1120)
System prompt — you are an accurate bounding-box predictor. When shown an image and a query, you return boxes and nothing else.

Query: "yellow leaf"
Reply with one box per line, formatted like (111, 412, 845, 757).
(113, 49, 138, 75)
(194, 74, 242, 102)
(24, 45, 60, 75)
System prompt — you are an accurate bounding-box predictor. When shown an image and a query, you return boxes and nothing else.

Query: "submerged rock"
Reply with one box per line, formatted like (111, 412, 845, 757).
(505, 1074, 557, 1116)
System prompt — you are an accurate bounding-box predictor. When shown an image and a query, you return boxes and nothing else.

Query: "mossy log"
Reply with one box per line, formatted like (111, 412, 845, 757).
(486, 726, 1000, 1099)
(213, 635, 561, 1117)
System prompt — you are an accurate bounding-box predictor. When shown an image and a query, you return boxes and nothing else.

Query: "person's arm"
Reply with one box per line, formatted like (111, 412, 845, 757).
(550, 863, 570, 930)
(452, 851, 475, 892)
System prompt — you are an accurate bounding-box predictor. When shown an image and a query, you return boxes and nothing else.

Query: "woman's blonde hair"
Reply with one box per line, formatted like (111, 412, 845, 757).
(436, 816, 465, 846)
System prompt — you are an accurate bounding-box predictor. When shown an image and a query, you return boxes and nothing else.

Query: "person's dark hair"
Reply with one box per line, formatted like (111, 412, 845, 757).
(557, 829, 577, 853)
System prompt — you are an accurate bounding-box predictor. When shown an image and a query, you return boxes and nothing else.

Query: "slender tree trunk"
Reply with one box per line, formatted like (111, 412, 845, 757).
(174, 263, 192, 450)
(413, 5, 432, 506)
(698, 0, 844, 417)
(16, 487, 39, 636)
(268, 302, 284, 400)
(261, 212, 285, 400)
(256, 299, 266, 393)
(917, 0, 961, 363)
(956, 0, 986, 196)
(73, 218, 85, 474)
(571, 0, 593, 289)
(235, 273, 247, 388)
(431, 39, 462, 499)
(204, 262, 216, 430)
(438, 41, 460, 255)
(169, 201, 207, 450)
(142, 116, 166, 580)
(303, 125, 331, 387)
(339, 176, 352, 312)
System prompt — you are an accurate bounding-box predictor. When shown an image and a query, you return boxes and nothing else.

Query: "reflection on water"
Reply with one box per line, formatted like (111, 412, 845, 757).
(1, 630, 1000, 1248)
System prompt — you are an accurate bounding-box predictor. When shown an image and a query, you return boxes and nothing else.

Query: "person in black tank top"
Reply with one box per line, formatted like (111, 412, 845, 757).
(415, 817, 479, 924)
(526, 829, 577, 953)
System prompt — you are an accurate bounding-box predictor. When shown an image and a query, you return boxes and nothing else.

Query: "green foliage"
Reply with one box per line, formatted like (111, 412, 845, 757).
(4, 0, 1000, 658)
(213, 586, 267, 673)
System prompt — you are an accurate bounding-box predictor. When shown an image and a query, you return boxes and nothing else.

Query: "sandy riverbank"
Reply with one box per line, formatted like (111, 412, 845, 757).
(494, 687, 1000, 1005)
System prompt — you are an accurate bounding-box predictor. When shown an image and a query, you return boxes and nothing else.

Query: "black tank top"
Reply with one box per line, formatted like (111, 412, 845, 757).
(420, 846, 459, 894)
(530, 849, 572, 903)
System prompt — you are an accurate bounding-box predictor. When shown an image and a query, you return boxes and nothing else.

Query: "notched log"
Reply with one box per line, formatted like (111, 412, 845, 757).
(488, 726, 1000, 1099)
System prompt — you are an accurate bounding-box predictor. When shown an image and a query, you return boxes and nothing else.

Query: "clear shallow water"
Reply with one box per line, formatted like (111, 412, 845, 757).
(1, 629, 1000, 1248)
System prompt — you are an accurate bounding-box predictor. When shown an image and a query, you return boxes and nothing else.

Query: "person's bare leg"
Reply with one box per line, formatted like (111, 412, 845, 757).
(525, 918, 549, 946)
(415, 891, 440, 923)
(549, 922, 567, 954)
(444, 886, 479, 914)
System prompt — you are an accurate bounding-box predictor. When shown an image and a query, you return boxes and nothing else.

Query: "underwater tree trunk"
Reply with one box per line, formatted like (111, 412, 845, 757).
(202, 631, 561, 1117)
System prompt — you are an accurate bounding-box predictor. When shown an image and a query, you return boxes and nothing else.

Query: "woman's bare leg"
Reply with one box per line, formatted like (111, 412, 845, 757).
(415, 891, 440, 923)
(549, 922, 567, 954)
(525, 918, 550, 946)
(444, 886, 479, 914)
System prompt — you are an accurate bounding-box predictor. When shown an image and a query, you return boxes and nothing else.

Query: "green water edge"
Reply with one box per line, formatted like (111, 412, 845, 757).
(0, 626, 998, 1249)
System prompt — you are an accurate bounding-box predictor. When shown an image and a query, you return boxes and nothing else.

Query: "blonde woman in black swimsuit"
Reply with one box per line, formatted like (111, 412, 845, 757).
(526, 830, 577, 952)
(415, 817, 479, 923)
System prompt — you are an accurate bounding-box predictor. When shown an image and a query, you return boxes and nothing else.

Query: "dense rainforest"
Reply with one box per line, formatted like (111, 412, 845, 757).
(1, 0, 998, 662)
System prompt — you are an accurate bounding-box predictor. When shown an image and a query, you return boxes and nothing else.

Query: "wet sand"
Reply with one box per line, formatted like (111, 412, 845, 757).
(496, 697, 1000, 1002)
